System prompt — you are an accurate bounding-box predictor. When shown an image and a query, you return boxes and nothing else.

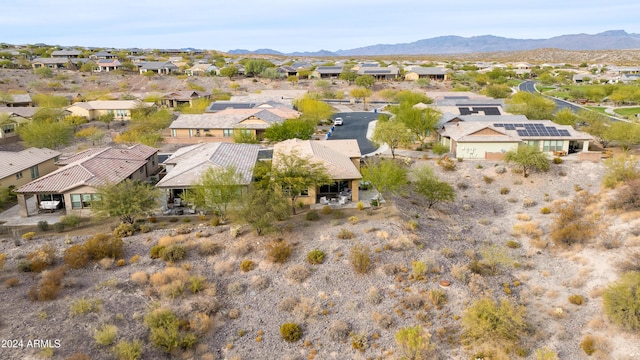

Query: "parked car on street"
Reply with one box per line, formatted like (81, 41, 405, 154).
(334, 117, 343, 126)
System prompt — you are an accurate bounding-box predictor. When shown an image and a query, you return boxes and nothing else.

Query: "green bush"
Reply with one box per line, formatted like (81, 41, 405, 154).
(337, 228, 355, 239)
(568, 294, 585, 305)
(37, 221, 49, 231)
(209, 216, 220, 226)
(84, 234, 124, 260)
(112, 340, 142, 360)
(505, 240, 521, 249)
(265, 239, 291, 263)
(306, 249, 325, 265)
(320, 205, 332, 215)
(395, 325, 434, 359)
(64, 244, 90, 269)
(53, 222, 65, 233)
(306, 210, 319, 221)
(160, 245, 186, 262)
(60, 214, 81, 228)
(144, 308, 197, 352)
(113, 223, 136, 238)
(240, 259, 255, 272)
(580, 335, 596, 356)
(432, 142, 449, 156)
(70, 297, 101, 316)
(280, 322, 302, 342)
(462, 297, 528, 351)
(602, 271, 640, 330)
(150, 245, 165, 259)
(500, 187, 510, 195)
(22, 232, 36, 240)
(540, 207, 551, 214)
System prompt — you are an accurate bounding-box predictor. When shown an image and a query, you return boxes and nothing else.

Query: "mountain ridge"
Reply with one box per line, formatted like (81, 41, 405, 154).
(228, 30, 640, 56)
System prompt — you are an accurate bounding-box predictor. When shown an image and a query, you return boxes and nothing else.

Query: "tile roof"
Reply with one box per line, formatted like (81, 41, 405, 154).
(0, 148, 61, 180)
(157, 143, 260, 188)
(0, 106, 40, 118)
(170, 107, 299, 130)
(273, 139, 361, 180)
(140, 61, 179, 70)
(68, 100, 147, 110)
(440, 120, 593, 143)
(16, 144, 157, 194)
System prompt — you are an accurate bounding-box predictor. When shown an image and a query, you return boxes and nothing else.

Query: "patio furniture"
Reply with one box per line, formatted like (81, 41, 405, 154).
(320, 196, 329, 205)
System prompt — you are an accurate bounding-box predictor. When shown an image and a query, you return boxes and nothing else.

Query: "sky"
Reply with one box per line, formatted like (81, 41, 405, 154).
(1, 1, 639, 53)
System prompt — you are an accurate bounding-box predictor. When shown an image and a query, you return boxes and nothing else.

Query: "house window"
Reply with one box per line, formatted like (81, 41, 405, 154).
(240, 129, 251, 136)
(223, 129, 234, 137)
(30, 165, 39, 179)
(116, 109, 128, 117)
(543, 140, 563, 152)
(71, 193, 101, 209)
(16, 172, 23, 179)
(2, 124, 14, 134)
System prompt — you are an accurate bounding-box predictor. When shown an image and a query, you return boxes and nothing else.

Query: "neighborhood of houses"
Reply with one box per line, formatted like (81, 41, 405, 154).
(0, 45, 624, 220)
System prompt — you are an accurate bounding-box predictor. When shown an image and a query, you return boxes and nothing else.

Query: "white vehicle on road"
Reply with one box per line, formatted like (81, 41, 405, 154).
(334, 117, 343, 126)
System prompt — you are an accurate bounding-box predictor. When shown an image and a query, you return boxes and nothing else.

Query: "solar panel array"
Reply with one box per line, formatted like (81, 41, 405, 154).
(493, 123, 571, 137)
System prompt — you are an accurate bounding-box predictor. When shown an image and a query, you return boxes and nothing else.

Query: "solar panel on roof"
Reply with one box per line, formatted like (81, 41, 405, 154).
(514, 124, 525, 128)
(517, 130, 528, 136)
(559, 130, 570, 136)
(494, 123, 503, 127)
(505, 124, 515, 130)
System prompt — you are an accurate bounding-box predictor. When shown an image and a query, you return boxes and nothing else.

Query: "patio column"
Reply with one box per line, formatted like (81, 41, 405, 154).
(17, 194, 29, 217)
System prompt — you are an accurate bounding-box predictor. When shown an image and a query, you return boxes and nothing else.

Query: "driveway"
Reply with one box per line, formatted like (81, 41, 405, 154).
(328, 112, 379, 155)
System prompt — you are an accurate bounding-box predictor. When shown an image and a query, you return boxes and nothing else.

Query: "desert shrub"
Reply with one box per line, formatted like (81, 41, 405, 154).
(60, 214, 81, 228)
(94, 324, 118, 346)
(305, 210, 319, 221)
(112, 340, 143, 360)
(395, 325, 434, 360)
(602, 155, 639, 188)
(0, 253, 5, 270)
(580, 334, 596, 355)
(438, 156, 456, 171)
(240, 259, 255, 272)
(462, 297, 528, 351)
(37, 221, 49, 231)
(113, 223, 135, 238)
(65, 353, 91, 360)
(499, 187, 510, 195)
(144, 307, 198, 352)
(53, 222, 65, 233)
(64, 244, 90, 269)
(483, 175, 494, 184)
(350, 332, 368, 352)
(150, 245, 165, 259)
(70, 297, 102, 316)
(265, 239, 291, 263)
(357, 201, 365, 210)
(160, 245, 186, 262)
(568, 294, 585, 305)
(522, 198, 536, 207)
(99, 258, 115, 269)
(550, 198, 595, 247)
(366, 287, 383, 304)
(280, 322, 302, 342)
(22, 231, 36, 240)
(403, 294, 425, 310)
(29, 266, 66, 301)
(130, 271, 148, 285)
(5, 277, 19, 287)
(329, 320, 351, 342)
(286, 264, 310, 283)
(609, 179, 640, 211)
(535, 347, 559, 360)
(278, 296, 299, 312)
(428, 289, 447, 306)
(552, 157, 563, 164)
(175, 224, 191, 234)
(84, 234, 124, 260)
(348, 216, 359, 224)
(320, 205, 332, 215)
(372, 311, 394, 329)
(188, 276, 206, 294)
(17, 260, 32, 272)
(505, 240, 521, 249)
(540, 207, 551, 214)
(337, 228, 354, 239)
(306, 249, 325, 264)
(139, 224, 151, 233)
(411, 260, 427, 280)
(198, 242, 222, 256)
(250, 275, 270, 291)
(129, 254, 141, 264)
(209, 216, 220, 226)
(602, 271, 640, 330)
(350, 243, 371, 274)
(617, 251, 640, 273)
(27, 244, 57, 272)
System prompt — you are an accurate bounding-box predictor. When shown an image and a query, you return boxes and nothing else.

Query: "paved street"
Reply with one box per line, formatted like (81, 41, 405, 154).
(328, 111, 380, 155)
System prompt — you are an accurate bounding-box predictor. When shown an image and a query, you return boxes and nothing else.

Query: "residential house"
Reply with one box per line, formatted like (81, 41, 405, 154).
(429, 92, 505, 116)
(156, 142, 261, 208)
(160, 90, 211, 108)
(66, 100, 151, 121)
(31, 57, 70, 69)
(0, 93, 33, 107)
(276, 66, 298, 78)
(138, 61, 179, 75)
(186, 63, 217, 76)
(272, 139, 362, 205)
(404, 67, 449, 81)
(0, 148, 61, 190)
(311, 66, 343, 79)
(89, 51, 116, 60)
(0, 107, 40, 143)
(51, 50, 82, 58)
(356, 66, 399, 80)
(15, 144, 159, 217)
(438, 118, 593, 160)
(95, 59, 122, 72)
(168, 103, 300, 143)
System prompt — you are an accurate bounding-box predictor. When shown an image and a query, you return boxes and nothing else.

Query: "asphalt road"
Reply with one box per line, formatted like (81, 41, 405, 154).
(328, 112, 379, 155)
(518, 80, 620, 122)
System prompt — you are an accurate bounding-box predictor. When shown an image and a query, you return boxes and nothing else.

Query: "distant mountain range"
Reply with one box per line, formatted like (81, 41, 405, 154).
(228, 30, 640, 56)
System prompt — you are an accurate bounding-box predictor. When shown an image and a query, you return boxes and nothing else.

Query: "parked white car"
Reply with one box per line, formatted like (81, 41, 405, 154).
(334, 117, 343, 126)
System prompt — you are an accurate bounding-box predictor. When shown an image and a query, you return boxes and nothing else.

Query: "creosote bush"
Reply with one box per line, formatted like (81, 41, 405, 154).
(349, 243, 372, 274)
(240, 259, 255, 272)
(280, 322, 302, 342)
(337, 228, 355, 239)
(306, 249, 325, 264)
(112, 340, 143, 360)
(144, 307, 198, 352)
(29, 266, 67, 301)
(305, 210, 319, 221)
(462, 297, 528, 352)
(94, 324, 118, 346)
(550, 196, 595, 247)
(395, 325, 434, 360)
(113, 223, 135, 238)
(329, 320, 351, 342)
(602, 271, 640, 330)
(568, 294, 585, 305)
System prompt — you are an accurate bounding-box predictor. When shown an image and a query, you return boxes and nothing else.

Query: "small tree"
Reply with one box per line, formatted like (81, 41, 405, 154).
(263, 119, 315, 142)
(219, 65, 238, 79)
(234, 187, 290, 235)
(271, 150, 331, 215)
(18, 120, 73, 149)
(606, 121, 640, 151)
(361, 158, 408, 206)
(462, 297, 529, 353)
(504, 145, 549, 178)
(412, 165, 455, 208)
(350, 87, 373, 110)
(180, 166, 243, 221)
(372, 120, 413, 159)
(355, 75, 375, 88)
(91, 180, 160, 224)
(602, 271, 640, 331)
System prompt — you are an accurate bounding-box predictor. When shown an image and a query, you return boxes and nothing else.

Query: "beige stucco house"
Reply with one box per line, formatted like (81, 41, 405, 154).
(15, 144, 159, 217)
(272, 139, 362, 206)
(0, 148, 61, 190)
(66, 100, 152, 121)
(438, 119, 593, 160)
